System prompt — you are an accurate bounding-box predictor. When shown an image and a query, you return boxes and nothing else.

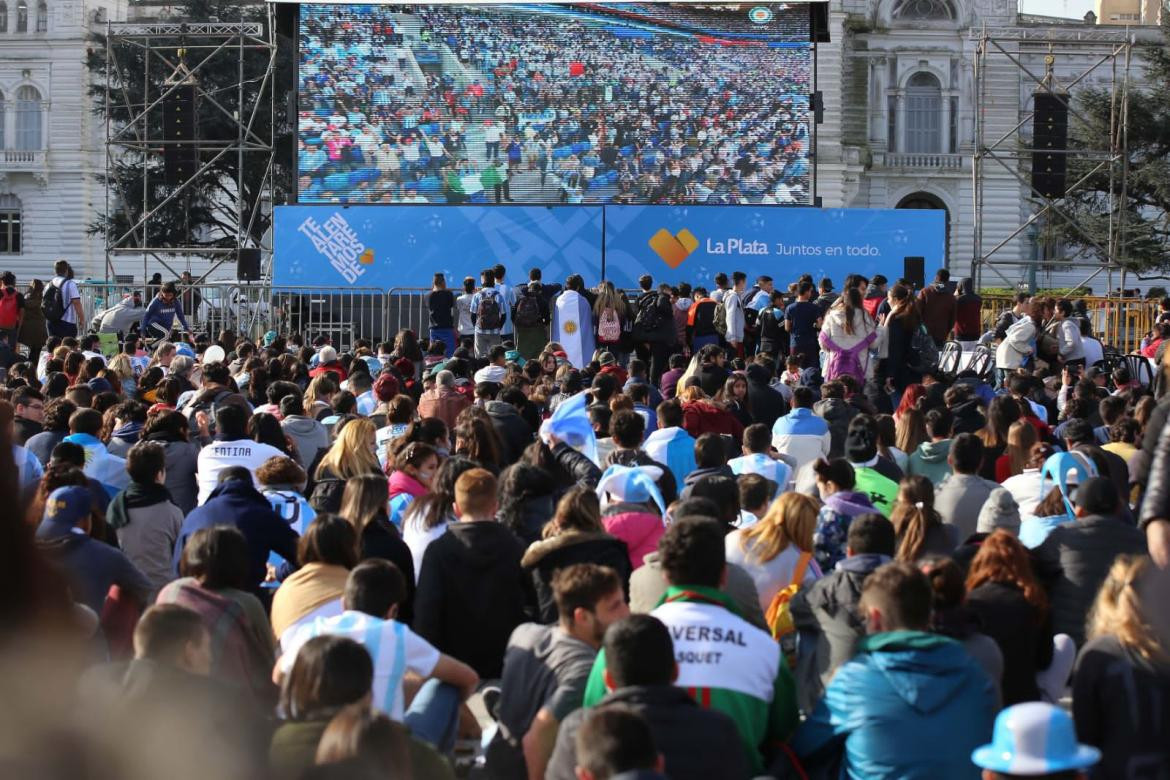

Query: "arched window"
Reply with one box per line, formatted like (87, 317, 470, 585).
(0, 194, 22, 255)
(35, 0, 45, 31)
(0, 3, 9, 32)
(897, 191, 949, 262)
(905, 72, 942, 154)
(892, 0, 956, 19)
(15, 85, 41, 150)
(15, 0, 26, 31)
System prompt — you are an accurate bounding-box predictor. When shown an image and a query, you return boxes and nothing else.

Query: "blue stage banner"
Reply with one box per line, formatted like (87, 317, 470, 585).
(273, 205, 604, 288)
(273, 204, 945, 291)
(602, 205, 947, 290)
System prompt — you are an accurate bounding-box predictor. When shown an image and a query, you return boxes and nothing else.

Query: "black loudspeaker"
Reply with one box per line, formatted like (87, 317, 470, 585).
(163, 84, 198, 186)
(1031, 92, 1069, 199)
(237, 247, 261, 281)
(904, 256, 925, 290)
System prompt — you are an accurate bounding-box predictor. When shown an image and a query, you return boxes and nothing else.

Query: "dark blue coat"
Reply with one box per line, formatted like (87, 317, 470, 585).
(173, 480, 299, 591)
(792, 630, 996, 779)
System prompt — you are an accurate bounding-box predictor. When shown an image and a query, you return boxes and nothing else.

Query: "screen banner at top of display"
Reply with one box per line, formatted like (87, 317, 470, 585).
(273, 204, 946, 291)
(296, 2, 812, 206)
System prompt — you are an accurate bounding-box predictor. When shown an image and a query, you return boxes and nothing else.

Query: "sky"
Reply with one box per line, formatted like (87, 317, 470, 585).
(1018, 0, 1096, 18)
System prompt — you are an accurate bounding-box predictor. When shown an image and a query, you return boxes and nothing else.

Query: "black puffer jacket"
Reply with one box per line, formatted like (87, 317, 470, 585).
(1032, 514, 1147, 646)
(812, 397, 857, 459)
(551, 441, 602, 489)
(521, 531, 632, 623)
(486, 401, 534, 463)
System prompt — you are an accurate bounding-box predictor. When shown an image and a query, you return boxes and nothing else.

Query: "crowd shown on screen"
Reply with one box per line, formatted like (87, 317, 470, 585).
(297, 4, 810, 205)
(3, 257, 1170, 780)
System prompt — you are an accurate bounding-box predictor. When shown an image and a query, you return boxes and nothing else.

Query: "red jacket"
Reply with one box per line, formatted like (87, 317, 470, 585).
(681, 400, 744, 440)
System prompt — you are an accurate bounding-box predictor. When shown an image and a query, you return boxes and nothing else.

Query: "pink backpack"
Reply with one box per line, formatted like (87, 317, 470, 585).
(598, 306, 621, 343)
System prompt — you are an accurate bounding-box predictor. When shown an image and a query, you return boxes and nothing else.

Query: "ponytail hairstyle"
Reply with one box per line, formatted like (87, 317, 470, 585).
(1088, 555, 1168, 663)
(889, 475, 943, 563)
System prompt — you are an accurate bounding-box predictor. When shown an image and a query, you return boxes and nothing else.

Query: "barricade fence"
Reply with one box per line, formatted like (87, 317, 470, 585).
(79, 283, 1160, 357)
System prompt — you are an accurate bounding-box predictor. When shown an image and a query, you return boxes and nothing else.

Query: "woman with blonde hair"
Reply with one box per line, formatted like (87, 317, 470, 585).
(725, 492, 821, 614)
(890, 475, 958, 562)
(303, 373, 337, 421)
(995, 419, 1038, 482)
(310, 417, 380, 513)
(1073, 555, 1170, 777)
(106, 353, 138, 397)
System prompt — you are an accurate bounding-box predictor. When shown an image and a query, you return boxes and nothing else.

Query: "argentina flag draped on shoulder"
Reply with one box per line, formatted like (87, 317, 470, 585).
(551, 288, 595, 369)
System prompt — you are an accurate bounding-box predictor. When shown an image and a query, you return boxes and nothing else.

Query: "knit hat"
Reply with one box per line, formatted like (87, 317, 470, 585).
(599, 351, 616, 366)
(262, 330, 279, 347)
(86, 377, 114, 395)
(36, 486, 91, 539)
(393, 357, 414, 378)
(318, 345, 338, 365)
(505, 349, 525, 367)
(374, 371, 400, 402)
(976, 488, 1021, 535)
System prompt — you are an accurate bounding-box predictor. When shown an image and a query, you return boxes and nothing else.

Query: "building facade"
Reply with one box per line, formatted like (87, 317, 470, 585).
(0, 0, 127, 282)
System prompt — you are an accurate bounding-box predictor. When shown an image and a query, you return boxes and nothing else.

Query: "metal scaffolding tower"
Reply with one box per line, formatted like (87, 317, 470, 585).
(971, 24, 1136, 293)
(102, 13, 277, 283)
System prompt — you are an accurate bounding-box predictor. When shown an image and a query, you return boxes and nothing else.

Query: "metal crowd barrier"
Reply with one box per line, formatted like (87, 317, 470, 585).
(981, 294, 1158, 355)
(78, 282, 1163, 358)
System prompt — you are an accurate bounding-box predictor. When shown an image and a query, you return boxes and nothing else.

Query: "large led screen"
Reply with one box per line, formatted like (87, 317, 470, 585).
(297, 3, 811, 205)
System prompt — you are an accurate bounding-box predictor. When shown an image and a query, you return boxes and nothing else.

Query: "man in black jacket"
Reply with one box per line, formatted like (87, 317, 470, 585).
(1033, 477, 1146, 646)
(414, 469, 532, 679)
(545, 614, 746, 780)
(633, 276, 676, 384)
(790, 513, 895, 712)
(745, 361, 788, 430)
(488, 386, 536, 463)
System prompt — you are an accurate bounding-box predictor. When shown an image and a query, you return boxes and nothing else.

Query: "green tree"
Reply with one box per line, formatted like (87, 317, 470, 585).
(1060, 19, 1170, 272)
(86, 0, 292, 253)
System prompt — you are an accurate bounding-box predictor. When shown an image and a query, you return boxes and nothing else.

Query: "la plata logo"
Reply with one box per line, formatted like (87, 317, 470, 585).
(648, 228, 699, 269)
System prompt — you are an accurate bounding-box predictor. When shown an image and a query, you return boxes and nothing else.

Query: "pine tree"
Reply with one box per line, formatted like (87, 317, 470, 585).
(1060, 19, 1170, 272)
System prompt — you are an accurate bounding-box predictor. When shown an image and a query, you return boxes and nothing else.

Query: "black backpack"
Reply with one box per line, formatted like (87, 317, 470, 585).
(42, 280, 66, 322)
(477, 292, 503, 330)
(634, 293, 664, 335)
(513, 293, 542, 328)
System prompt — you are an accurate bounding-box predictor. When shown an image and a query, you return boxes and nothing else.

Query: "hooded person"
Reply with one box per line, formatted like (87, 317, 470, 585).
(279, 394, 330, 470)
(596, 464, 667, 571)
(812, 382, 857, 459)
(811, 458, 878, 572)
(551, 278, 596, 370)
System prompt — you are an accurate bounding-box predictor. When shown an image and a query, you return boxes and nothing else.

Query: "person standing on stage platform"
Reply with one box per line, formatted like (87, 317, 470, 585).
(470, 269, 505, 359)
(455, 276, 475, 351)
(426, 273, 456, 358)
(493, 263, 517, 346)
(552, 275, 597, 370)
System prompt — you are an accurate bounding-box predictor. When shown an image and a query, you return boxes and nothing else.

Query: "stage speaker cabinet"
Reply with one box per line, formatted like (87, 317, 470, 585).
(1031, 92, 1069, 199)
(237, 247, 262, 281)
(904, 257, 925, 291)
(163, 84, 198, 186)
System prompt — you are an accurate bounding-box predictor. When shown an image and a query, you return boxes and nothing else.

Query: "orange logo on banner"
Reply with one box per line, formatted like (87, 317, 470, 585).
(648, 228, 699, 268)
(359, 248, 375, 265)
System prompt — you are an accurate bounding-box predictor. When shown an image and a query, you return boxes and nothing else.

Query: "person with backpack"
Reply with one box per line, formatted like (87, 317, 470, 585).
(632, 276, 674, 384)
(742, 275, 772, 358)
(18, 279, 47, 368)
(44, 259, 84, 338)
(512, 281, 548, 360)
(593, 281, 629, 366)
(686, 287, 720, 353)
(470, 268, 505, 359)
(916, 269, 957, 349)
(0, 271, 25, 356)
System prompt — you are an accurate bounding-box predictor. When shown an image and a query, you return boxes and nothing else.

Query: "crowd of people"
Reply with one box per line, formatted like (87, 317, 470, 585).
(297, 4, 811, 205)
(1, 255, 1169, 780)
